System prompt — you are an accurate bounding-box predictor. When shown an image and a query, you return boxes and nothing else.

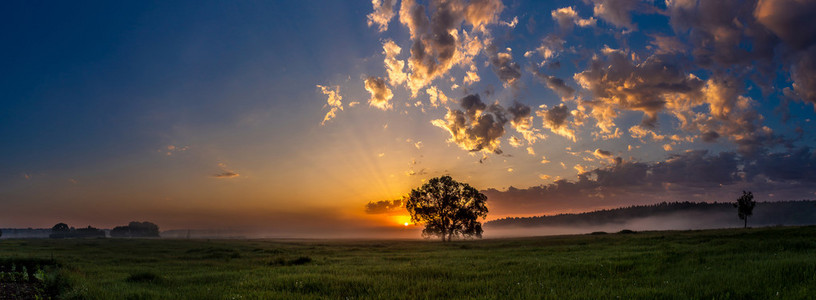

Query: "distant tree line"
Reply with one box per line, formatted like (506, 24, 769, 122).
(486, 200, 816, 228)
(47, 221, 160, 238)
(49, 223, 105, 238)
(110, 221, 160, 238)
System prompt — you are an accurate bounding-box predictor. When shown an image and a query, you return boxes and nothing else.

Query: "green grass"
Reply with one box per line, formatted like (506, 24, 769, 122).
(1, 226, 815, 299)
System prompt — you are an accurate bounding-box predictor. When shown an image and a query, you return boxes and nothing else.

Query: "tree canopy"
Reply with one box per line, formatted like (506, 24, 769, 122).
(405, 176, 488, 241)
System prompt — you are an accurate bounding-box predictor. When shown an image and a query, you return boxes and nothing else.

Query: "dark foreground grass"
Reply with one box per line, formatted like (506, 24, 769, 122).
(1, 226, 815, 299)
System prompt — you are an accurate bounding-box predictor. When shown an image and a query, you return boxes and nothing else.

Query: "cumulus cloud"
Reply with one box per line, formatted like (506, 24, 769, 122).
(488, 47, 521, 86)
(365, 199, 405, 214)
(532, 69, 575, 100)
(574, 48, 705, 131)
(465, 0, 505, 31)
(317, 85, 344, 125)
(383, 40, 408, 86)
(551, 6, 596, 30)
(364, 76, 394, 110)
(432, 94, 508, 154)
(589, 0, 643, 30)
(426, 86, 451, 107)
(666, 0, 776, 68)
(537, 104, 576, 142)
(755, 0, 816, 51)
(395, 0, 503, 96)
(367, 0, 398, 32)
(507, 102, 542, 144)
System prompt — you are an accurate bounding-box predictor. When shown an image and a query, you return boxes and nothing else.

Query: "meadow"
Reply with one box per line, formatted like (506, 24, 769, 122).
(1, 226, 815, 299)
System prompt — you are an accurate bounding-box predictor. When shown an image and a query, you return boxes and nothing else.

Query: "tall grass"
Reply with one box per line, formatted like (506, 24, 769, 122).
(0, 226, 814, 299)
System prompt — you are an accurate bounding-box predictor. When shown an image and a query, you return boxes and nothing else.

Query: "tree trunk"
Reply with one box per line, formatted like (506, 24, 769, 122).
(744, 217, 747, 229)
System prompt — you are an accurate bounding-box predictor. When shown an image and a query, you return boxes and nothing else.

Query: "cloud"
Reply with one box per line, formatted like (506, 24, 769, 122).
(526, 35, 566, 63)
(367, 0, 398, 32)
(364, 76, 394, 110)
(431, 94, 508, 154)
(551, 6, 596, 30)
(507, 102, 541, 144)
(593, 148, 612, 159)
(754, 0, 816, 51)
(426, 86, 451, 107)
(666, 0, 776, 68)
(574, 48, 705, 131)
(485, 147, 816, 215)
(161, 145, 189, 156)
(464, 64, 480, 85)
(382, 40, 408, 86)
(213, 172, 239, 179)
(482, 149, 784, 215)
(488, 47, 521, 86)
(465, 0, 505, 31)
(365, 199, 405, 214)
(317, 85, 344, 125)
(649, 34, 688, 55)
(396, 0, 502, 96)
(589, 0, 643, 30)
(532, 71, 575, 100)
(537, 104, 576, 142)
(790, 47, 816, 104)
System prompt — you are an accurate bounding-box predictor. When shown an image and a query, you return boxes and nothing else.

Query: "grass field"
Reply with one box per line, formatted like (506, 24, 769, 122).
(1, 226, 815, 299)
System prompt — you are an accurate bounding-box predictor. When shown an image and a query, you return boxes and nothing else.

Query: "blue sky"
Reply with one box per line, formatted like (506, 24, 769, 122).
(2, 0, 815, 235)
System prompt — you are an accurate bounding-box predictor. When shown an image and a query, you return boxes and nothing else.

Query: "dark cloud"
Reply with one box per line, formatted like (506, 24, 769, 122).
(365, 199, 405, 214)
(432, 94, 508, 154)
(507, 102, 540, 144)
(398, 0, 504, 95)
(532, 70, 575, 100)
(575, 49, 704, 129)
(484, 149, 816, 215)
(744, 147, 816, 183)
(666, 0, 777, 67)
(790, 47, 816, 104)
(754, 0, 816, 51)
(507, 102, 531, 125)
(488, 46, 521, 86)
(701, 131, 720, 142)
(537, 103, 576, 141)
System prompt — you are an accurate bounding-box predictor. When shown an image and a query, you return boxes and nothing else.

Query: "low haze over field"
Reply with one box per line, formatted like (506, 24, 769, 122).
(2, 0, 816, 237)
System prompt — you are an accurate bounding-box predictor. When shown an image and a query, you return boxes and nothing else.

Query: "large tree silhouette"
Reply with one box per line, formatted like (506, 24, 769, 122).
(405, 176, 488, 241)
(733, 190, 756, 228)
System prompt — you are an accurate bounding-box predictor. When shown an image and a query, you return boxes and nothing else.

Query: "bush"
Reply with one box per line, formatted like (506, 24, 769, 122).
(269, 256, 312, 266)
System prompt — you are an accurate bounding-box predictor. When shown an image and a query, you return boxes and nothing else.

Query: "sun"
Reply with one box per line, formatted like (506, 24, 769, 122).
(392, 215, 412, 227)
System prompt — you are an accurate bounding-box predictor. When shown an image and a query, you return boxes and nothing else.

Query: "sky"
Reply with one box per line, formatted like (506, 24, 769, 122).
(2, 0, 816, 237)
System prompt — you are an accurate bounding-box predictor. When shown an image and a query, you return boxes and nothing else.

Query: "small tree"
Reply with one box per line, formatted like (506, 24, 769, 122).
(405, 176, 488, 241)
(733, 190, 756, 228)
(51, 223, 69, 233)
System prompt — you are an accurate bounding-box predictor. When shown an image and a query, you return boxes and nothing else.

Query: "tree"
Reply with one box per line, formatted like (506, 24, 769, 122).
(405, 176, 488, 241)
(51, 223, 69, 233)
(733, 190, 756, 228)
